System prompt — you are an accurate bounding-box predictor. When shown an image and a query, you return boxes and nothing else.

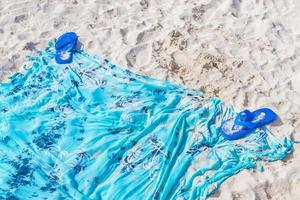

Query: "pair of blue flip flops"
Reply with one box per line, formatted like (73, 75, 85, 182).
(55, 32, 78, 64)
(54, 32, 277, 142)
(221, 108, 277, 140)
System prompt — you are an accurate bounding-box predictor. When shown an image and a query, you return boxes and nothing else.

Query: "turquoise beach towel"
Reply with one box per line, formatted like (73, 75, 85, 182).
(0, 40, 292, 200)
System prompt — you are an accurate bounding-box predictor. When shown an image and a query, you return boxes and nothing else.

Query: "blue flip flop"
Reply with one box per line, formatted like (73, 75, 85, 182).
(221, 108, 277, 140)
(234, 108, 277, 129)
(55, 32, 78, 64)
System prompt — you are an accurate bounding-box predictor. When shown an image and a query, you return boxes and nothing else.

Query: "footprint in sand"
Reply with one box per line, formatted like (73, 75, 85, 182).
(126, 44, 152, 68)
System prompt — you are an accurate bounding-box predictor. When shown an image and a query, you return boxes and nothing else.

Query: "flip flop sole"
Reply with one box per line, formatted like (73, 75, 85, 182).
(221, 119, 254, 140)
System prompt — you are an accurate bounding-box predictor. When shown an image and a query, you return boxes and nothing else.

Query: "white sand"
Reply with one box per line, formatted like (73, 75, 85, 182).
(0, 0, 299, 199)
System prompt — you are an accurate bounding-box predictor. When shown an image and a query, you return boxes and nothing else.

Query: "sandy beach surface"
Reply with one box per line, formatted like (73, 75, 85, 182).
(0, 0, 299, 199)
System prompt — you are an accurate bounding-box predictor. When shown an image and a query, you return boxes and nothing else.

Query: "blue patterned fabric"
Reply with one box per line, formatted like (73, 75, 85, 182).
(0, 40, 292, 200)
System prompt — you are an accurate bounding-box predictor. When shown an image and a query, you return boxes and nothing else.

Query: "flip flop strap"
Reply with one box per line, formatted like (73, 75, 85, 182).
(55, 36, 76, 50)
(234, 110, 256, 129)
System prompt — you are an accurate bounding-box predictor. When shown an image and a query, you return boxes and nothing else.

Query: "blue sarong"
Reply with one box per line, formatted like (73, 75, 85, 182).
(0, 40, 292, 199)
